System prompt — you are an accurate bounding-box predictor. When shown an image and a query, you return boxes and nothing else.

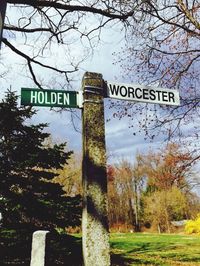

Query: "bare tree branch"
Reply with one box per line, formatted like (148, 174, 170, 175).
(7, 0, 135, 20)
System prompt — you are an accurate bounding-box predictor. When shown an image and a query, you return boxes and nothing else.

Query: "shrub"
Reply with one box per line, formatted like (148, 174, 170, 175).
(185, 215, 200, 234)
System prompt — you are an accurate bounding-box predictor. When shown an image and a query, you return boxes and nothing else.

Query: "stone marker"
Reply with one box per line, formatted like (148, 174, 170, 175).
(30, 230, 49, 266)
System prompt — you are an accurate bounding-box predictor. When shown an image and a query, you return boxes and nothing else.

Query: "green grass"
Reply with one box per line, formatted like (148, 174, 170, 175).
(110, 233, 200, 265)
(1, 229, 200, 265)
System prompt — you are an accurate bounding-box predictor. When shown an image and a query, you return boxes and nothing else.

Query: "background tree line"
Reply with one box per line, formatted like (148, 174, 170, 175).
(55, 141, 200, 233)
(107, 144, 200, 233)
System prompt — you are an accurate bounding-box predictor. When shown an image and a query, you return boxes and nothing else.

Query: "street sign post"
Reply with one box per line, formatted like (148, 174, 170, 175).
(0, 0, 7, 48)
(20, 74, 181, 266)
(82, 72, 110, 266)
(21, 88, 82, 108)
(107, 81, 180, 106)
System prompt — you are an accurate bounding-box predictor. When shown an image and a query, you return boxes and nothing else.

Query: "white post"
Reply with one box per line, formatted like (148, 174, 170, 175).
(30, 230, 49, 266)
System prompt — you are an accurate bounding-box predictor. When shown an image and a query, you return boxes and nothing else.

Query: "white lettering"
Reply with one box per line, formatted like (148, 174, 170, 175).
(44, 91, 50, 104)
(57, 93, 63, 105)
(38, 91, 45, 104)
(63, 93, 70, 105)
(30, 91, 38, 104)
(51, 92, 57, 104)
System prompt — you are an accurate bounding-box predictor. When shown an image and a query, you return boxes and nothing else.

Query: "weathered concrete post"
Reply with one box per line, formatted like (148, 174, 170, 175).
(82, 72, 110, 266)
(30, 230, 49, 266)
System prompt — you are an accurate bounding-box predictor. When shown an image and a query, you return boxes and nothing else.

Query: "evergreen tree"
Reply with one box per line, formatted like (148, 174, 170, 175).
(0, 91, 81, 231)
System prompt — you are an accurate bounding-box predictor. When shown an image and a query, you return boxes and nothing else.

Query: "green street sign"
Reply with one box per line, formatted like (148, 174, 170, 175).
(21, 88, 81, 108)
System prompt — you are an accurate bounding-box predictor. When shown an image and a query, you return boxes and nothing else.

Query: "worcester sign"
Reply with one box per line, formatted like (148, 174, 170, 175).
(107, 81, 180, 106)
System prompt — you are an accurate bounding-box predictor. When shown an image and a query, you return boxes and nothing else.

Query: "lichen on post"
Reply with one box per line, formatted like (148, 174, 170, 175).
(82, 72, 110, 266)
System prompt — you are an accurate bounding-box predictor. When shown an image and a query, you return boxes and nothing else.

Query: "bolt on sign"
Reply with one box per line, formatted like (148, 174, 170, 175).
(106, 81, 180, 106)
(21, 88, 82, 108)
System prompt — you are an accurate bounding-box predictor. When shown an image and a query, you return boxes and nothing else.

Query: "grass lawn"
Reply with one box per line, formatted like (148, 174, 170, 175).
(1, 229, 200, 265)
(110, 233, 200, 266)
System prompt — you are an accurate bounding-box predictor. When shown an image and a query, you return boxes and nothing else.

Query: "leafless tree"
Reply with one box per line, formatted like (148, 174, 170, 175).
(114, 0, 200, 141)
(2, 0, 145, 89)
(1, 1, 200, 143)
